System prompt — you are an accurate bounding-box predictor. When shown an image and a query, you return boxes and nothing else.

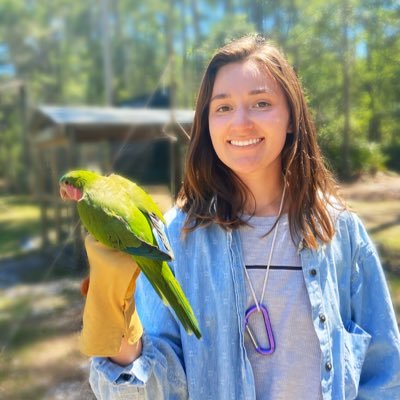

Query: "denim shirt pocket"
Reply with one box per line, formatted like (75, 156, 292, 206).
(343, 320, 372, 399)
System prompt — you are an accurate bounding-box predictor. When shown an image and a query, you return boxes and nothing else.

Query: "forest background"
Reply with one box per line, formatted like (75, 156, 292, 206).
(0, 1, 399, 399)
(0, 0, 399, 190)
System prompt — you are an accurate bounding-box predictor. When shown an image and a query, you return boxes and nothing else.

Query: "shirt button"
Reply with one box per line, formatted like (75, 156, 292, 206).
(310, 268, 317, 276)
(319, 313, 326, 323)
(325, 362, 332, 371)
(120, 373, 131, 381)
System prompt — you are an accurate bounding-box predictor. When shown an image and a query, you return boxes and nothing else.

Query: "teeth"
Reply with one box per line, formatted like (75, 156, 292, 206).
(230, 138, 262, 147)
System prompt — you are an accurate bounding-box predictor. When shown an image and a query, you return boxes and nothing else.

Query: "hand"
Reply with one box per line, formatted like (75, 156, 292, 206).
(79, 235, 143, 357)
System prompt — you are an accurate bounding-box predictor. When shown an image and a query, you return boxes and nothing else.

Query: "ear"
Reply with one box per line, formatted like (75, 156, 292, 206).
(286, 118, 293, 134)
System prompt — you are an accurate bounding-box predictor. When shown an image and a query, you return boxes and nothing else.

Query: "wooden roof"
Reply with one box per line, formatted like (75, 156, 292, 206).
(31, 105, 193, 146)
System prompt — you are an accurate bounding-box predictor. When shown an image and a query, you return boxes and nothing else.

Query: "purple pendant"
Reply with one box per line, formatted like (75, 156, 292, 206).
(245, 304, 275, 355)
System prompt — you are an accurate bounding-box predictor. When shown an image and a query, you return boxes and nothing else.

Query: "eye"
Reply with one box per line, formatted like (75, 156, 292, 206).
(65, 180, 70, 185)
(215, 105, 231, 113)
(254, 101, 270, 109)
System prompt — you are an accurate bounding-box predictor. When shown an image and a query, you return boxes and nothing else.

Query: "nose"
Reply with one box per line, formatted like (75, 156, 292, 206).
(231, 106, 253, 131)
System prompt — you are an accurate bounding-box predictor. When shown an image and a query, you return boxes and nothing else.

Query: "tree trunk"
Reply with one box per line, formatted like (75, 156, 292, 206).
(112, 0, 126, 103)
(165, 0, 176, 109)
(341, 0, 351, 179)
(190, 0, 201, 48)
(249, 0, 264, 32)
(190, 0, 203, 94)
(288, 0, 300, 69)
(365, 11, 381, 142)
(100, 0, 113, 105)
(180, 0, 190, 107)
(223, 0, 234, 14)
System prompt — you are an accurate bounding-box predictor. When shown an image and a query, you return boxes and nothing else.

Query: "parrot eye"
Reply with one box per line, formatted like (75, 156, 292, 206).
(64, 180, 69, 185)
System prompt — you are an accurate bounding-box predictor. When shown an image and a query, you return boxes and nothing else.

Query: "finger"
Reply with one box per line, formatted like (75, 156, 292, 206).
(81, 276, 90, 297)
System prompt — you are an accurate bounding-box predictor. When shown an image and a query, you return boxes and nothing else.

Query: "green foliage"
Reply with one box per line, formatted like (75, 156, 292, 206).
(197, 14, 256, 61)
(383, 142, 400, 172)
(350, 140, 387, 176)
(0, 104, 25, 193)
(0, 0, 399, 188)
(321, 135, 388, 179)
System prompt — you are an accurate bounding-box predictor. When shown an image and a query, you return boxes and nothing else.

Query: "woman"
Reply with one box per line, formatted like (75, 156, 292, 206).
(84, 35, 400, 399)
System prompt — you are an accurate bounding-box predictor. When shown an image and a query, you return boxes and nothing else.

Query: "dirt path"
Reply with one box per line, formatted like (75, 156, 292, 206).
(339, 172, 400, 201)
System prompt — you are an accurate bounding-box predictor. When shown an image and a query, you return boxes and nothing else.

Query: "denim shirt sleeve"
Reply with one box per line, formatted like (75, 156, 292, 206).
(349, 214, 400, 399)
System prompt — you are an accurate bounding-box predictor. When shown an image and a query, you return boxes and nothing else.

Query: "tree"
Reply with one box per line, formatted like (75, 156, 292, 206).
(0, 0, 399, 191)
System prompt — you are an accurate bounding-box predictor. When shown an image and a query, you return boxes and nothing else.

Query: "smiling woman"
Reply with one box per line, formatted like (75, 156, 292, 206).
(178, 35, 338, 241)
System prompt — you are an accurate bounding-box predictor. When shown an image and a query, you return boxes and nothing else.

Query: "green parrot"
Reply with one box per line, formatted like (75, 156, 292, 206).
(59, 169, 201, 339)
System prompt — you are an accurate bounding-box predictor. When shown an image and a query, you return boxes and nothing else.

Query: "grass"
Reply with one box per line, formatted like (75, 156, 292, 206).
(0, 196, 41, 259)
(0, 195, 94, 399)
(348, 200, 400, 275)
(0, 237, 93, 398)
(0, 279, 92, 399)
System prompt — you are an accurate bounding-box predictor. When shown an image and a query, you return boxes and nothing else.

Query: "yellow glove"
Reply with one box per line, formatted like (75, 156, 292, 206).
(79, 235, 143, 357)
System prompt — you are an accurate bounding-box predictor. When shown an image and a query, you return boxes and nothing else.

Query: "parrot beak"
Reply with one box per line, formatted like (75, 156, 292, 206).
(60, 184, 69, 200)
(59, 183, 83, 201)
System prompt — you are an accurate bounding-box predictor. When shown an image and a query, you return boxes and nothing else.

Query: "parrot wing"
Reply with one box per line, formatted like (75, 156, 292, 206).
(78, 175, 172, 261)
(108, 174, 174, 259)
(108, 174, 165, 222)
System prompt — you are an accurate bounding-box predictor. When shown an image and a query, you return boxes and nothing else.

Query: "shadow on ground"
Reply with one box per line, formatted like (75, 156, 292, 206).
(0, 246, 95, 400)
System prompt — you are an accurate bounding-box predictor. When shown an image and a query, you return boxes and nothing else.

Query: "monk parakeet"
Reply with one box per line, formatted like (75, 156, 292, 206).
(59, 169, 201, 339)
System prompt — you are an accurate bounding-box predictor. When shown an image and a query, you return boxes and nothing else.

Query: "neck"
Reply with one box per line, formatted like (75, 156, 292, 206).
(242, 174, 285, 216)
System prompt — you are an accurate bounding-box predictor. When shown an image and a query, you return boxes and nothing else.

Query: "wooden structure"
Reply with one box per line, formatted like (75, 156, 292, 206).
(30, 105, 193, 262)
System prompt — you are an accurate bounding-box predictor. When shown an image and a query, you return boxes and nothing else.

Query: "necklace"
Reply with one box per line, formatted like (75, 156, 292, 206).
(244, 184, 286, 355)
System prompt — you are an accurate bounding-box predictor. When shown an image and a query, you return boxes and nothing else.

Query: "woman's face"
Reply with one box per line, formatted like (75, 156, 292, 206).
(208, 60, 291, 185)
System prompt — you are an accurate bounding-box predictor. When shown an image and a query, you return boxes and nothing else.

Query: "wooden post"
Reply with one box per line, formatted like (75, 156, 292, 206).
(40, 198, 49, 249)
(33, 145, 50, 249)
(50, 148, 62, 244)
(19, 84, 30, 193)
(168, 133, 181, 199)
(67, 127, 84, 268)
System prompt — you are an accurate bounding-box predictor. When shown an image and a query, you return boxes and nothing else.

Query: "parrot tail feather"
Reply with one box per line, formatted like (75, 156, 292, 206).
(135, 258, 202, 339)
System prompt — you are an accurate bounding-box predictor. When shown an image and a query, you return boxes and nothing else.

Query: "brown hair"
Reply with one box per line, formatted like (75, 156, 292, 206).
(177, 34, 345, 249)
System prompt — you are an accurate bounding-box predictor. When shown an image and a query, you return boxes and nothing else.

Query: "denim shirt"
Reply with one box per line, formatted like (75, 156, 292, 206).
(89, 207, 400, 400)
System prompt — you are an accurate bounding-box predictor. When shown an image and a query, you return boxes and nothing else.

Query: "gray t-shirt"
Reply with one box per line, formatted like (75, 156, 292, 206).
(239, 214, 322, 400)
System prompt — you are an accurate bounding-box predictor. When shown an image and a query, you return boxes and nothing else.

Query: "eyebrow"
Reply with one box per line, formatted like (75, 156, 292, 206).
(210, 87, 275, 102)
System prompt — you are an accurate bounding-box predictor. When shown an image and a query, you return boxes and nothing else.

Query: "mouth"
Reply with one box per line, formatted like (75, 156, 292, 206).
(228, 137, 264, 147)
